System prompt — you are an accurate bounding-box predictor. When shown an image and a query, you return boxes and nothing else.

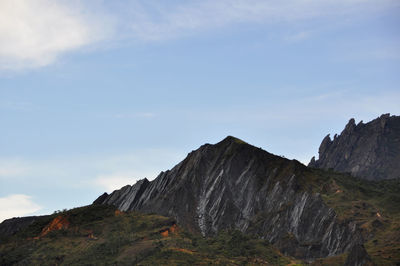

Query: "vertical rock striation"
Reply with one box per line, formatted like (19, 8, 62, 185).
(309, 114, 400, 180)
(94, 136, 364, 260)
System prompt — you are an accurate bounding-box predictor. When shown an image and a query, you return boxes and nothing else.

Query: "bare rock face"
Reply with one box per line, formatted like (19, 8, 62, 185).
(94, 136, 364, 260)
(309, 114, 400, 180)
(97, 179, 150, 211)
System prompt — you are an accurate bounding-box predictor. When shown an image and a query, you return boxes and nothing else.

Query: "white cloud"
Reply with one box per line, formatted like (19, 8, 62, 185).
(0, 0, 109, 70)
(0, 194, 41, 222)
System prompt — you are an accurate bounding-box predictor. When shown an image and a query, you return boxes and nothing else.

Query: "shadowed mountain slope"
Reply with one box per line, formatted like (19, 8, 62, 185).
(95, 136, 366, 261)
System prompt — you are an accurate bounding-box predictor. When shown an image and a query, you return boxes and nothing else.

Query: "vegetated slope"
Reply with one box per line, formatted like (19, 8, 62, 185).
(0, 204, 295, 265)
(95, 136, 395, 263)
(309, 114, 400, 180)
(308, 169, 400, 265)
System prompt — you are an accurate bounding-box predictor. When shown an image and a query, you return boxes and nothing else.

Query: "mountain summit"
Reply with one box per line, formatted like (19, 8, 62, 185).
(309, 114, 400, 180)
(95, 136, 364, 260)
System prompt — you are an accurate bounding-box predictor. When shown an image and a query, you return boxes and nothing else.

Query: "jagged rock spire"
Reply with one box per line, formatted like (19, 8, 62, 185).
(309, 114, 400, 180)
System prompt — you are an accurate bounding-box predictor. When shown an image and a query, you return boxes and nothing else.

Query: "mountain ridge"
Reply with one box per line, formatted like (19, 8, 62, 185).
(94, 136, 365, 260)
(309, 114, 400, 180)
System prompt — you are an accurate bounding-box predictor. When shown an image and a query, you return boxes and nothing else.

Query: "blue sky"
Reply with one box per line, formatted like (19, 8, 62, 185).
(1, 0, 399, 222)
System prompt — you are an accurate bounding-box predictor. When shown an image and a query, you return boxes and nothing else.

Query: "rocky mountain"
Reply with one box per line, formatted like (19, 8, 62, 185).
(2, 135, 399, 264)
(309, 114, 400, 180)
(94, 136, 366, 261)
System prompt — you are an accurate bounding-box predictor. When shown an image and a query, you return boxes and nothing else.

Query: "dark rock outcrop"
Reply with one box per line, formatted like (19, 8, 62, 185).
(309, 114, 400, 180)
(94, 136, 364, 260)
(92, 192, 109, 205)
(0, 216, 39, 238)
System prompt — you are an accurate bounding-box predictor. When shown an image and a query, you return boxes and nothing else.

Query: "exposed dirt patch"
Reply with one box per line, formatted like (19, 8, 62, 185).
(160, 224, 178, 237)
(40, 215, 70, 237)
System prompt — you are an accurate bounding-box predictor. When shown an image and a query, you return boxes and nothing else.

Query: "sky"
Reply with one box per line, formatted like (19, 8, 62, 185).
(0, 0, 399, 222)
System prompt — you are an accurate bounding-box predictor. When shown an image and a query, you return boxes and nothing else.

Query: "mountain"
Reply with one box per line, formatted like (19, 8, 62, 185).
(94, 136, 399, 264)
(309, 114, 400, 180)
(2, 135, 399, 265)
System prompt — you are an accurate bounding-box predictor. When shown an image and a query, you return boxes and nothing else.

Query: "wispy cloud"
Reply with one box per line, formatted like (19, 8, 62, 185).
(0, 194, 41, 222)
(0, 0, 111, 70)
(120, 0, 399, 41)
(1, 0, 397, 70)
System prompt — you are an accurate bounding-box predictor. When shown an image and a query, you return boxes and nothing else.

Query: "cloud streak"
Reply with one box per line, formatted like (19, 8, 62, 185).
(121, 0, 399, 41)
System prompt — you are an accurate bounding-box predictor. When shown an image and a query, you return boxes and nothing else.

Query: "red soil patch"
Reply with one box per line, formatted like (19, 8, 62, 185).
(115, 210, 124, 216)
(161, 230, 169, 237)
(40, 215, 70, 237)
(160, 224, 178, 237)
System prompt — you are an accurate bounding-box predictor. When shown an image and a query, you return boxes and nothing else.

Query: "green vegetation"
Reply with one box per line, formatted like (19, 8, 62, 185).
(0, 204, 298, 265)
(306, 168, 400, 265)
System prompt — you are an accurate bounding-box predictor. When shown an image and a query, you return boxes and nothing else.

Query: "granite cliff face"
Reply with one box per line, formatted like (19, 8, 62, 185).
(309, 114, 400, 180)
(95, 136, 363, 260)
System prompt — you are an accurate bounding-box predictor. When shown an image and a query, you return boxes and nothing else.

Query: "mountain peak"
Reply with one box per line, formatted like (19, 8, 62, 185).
(309, 114, 400, 180)
(218, 135, 247, 145)
(94, 136, 363, 260)
(343, 118, 356, 133)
